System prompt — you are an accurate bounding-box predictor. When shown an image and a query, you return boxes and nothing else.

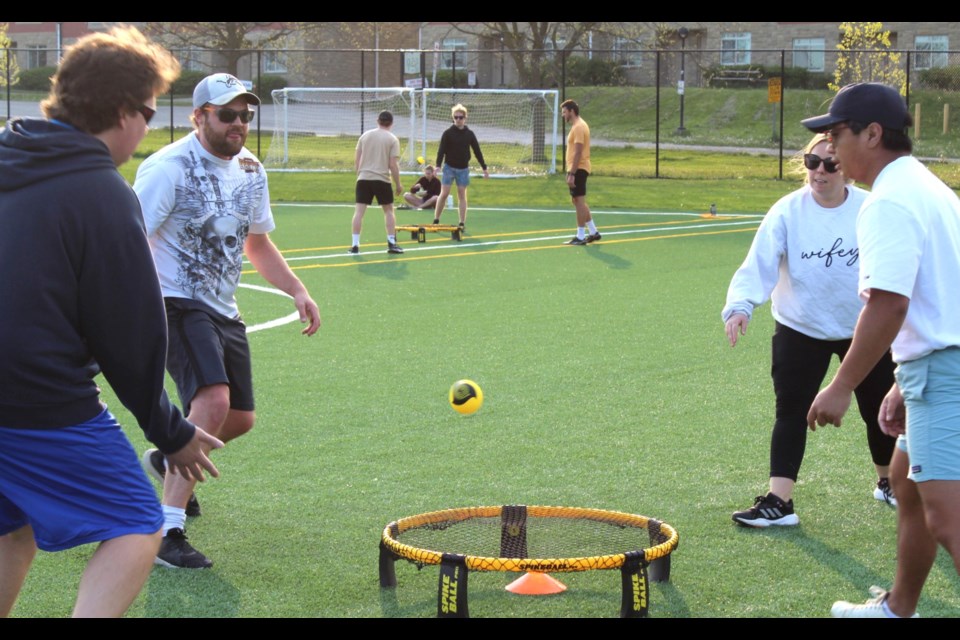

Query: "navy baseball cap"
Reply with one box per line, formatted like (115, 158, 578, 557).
(802, 82, 909, 132)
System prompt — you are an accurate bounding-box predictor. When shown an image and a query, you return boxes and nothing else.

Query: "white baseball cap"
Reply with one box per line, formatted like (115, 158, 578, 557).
(192, 73, 261, 109)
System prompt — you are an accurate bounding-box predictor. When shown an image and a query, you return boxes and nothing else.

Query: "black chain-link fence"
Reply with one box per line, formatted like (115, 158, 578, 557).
(6, 47, 960, 180)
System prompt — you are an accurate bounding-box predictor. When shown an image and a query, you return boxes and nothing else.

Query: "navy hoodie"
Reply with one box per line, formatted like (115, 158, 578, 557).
(0, 117, 194, 454)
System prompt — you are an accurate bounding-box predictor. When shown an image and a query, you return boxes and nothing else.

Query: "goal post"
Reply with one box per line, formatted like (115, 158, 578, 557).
(264, 87, 416, 172)
(418, 88, 559, 177)
(263, 87, 559, 177)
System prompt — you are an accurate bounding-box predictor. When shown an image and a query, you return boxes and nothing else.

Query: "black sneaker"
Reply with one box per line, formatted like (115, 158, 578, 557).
(432, 219, 440, 225)
(142, 448, 201, 517)
(585, 232, 602, 243)
(732, 493, 799, 528)
(458, 222, 466, 232)
(873, 478, 898, 507)
(155, 528, 212, 569)
(565, 237, 588, 246)
(387, 242, 404, 254)
(348, 245, 359, 254)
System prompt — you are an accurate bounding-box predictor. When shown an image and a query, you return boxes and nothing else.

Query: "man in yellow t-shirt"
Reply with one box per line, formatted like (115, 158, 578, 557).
(562, 99, 600, 246)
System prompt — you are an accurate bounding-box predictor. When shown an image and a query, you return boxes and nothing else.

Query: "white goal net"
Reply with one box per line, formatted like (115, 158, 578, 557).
(264, 87, 559, 177)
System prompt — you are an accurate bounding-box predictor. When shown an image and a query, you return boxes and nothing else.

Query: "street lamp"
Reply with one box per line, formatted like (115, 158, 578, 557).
(676, 27, 689, 136)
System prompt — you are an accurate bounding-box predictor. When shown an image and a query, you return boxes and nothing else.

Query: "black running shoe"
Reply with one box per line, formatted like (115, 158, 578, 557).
(348, 245, 359, 254)
(585, 232, 602, 243)
(142, 448, 201, 517)
(732, 493, 799, 528)
(565, 237, 588, 246)
(387, 242, 404, 254)
(155, 528, 212, 569)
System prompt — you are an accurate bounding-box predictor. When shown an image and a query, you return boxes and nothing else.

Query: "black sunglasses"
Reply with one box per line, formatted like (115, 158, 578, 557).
(803, 153, 839, 173)
(453, 115, 465, 120)
(137, 104, 156, 125)
(204, 106, 256, 124)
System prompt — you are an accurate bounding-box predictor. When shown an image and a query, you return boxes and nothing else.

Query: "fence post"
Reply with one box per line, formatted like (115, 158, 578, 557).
(945, 104, 950, 135)
(914, 103, 921, 140)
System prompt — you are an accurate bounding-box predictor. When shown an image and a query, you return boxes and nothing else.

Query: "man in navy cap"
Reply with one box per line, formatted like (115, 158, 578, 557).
(134, 73, 322, 569)
(805, 83, 960, 618)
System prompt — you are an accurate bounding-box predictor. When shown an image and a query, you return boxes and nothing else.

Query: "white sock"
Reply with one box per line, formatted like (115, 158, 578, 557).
(352, 233, 360, 246)
(587, 220, 598, 234)
(387, 235, 396, 244)
(881, 598, 902, 618)
(162, 505, 187, 536)
(577, 227, 586, 240)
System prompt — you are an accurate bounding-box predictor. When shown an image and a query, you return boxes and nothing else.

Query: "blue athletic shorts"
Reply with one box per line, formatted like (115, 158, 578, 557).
(0, 407, 163, 551)
(894, 347, 960, 482)
(441, 165, 470, 187)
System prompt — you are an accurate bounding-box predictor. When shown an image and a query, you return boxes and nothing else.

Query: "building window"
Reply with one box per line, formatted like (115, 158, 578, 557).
(441, 38, 467, 70)
(263, 50, 288, 74)
(27, 45, 48, 69)
(792, 38, 825, 72)
(721, 32, 751, 66)
(915, 35, 948, 70)
(613, 37, 643, 67)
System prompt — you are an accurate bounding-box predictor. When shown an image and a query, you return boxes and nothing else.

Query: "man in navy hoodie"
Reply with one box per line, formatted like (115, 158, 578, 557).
(0, 25, 221, 617)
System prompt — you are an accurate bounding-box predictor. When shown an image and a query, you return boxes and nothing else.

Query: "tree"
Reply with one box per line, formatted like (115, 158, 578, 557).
(830, 22, 907, 95)
(145, 22, 304, 78)
(448, 22, 600, 88)
(1, 22, 20, 90)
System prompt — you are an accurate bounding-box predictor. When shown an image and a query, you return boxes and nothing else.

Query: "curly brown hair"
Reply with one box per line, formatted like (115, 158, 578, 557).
(41, 25, 180, 134)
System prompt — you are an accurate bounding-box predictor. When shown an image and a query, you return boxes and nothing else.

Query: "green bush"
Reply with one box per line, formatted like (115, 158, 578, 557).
(564, 56, 625, 87)
(918, 66, 960, 91)
(432, 69, 469, 88)
(169, 70, 208, 97)
(16, 66, 56, 91)
(255, 74, 288, 102)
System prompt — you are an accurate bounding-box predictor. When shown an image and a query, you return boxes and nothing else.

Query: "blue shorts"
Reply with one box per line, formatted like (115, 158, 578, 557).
(894, 347, 960, 482)
(0, 407, 163, 551)
(441, 165, 470, 187)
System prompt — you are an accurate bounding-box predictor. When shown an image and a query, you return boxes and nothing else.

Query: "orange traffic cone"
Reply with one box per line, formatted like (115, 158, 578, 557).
(505, 571, 567, 595)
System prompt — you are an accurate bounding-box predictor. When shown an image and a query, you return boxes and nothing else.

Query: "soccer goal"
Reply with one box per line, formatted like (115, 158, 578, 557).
(264, 87, 559, 176)
(264, 87, 416, 173)
(417, 88, 559, 177)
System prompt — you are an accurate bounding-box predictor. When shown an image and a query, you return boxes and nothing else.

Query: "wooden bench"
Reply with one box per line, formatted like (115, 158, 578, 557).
(711, 68, 763, 86)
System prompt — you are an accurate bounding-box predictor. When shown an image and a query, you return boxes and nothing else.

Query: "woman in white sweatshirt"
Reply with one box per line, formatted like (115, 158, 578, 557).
(722, 133, 897, 528)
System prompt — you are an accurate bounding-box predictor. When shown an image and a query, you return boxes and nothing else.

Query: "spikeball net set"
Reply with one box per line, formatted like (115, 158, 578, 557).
(379, 504, 679, 618)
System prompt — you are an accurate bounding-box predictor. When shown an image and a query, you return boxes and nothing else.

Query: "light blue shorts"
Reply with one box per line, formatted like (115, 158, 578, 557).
(0, 407, 163, 551)
(441, 165, 470, 187)
(895, 347, 960, 482)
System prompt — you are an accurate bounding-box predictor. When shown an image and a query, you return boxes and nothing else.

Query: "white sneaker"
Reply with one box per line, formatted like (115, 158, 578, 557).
(831, 586, 919, 618)
(873, 478, 897, 507)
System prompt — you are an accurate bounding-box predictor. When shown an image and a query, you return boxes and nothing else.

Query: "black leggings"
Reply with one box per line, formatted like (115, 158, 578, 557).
(769, 322, 897, 481)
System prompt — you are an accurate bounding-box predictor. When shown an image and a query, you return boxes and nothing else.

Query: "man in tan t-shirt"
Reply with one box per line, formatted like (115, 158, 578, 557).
(350, 110, 404, 254)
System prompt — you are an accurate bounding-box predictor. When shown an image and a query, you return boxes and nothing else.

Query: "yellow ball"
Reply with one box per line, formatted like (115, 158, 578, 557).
(417, 155, 425, 165)
(449, 379, 483, 415)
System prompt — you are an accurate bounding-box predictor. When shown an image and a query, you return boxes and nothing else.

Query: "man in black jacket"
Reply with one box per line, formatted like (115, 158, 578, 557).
(0, 25, 221, 618)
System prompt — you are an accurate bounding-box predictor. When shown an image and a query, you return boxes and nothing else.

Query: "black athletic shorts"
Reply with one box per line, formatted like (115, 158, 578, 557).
(164, 297, 254, 414)
(356, 179, 394, 206)
(568, 169, 589, 198)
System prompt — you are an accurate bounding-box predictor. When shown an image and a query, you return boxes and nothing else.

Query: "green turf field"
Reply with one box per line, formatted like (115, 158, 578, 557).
(11, 196, 960, 618)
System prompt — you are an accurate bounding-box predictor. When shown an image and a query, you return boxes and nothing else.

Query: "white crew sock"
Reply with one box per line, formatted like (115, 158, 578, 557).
(162, 505, 187, 536)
